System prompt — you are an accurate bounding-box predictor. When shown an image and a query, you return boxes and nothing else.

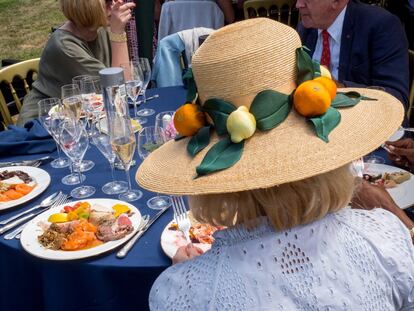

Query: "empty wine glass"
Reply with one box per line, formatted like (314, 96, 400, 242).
(109, 113, 143, 202)
(90, 121, 128, 195)
(61, 83, 95, 172)
(59, 119, 96, 199)
(137, 126, 171, 209)
(121, 61, 145, 123)
(37, 98, 70, 168)
(155, 111, 177, 141)
(136, 58, 155, 117)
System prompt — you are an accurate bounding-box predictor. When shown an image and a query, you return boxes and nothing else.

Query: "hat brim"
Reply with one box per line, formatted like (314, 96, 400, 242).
(136, 88, 404, 195)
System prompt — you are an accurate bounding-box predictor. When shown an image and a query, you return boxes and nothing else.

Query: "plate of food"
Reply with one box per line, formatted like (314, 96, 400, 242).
(0, 166, 51, 210)
(160, 214, 225, 258)
(20, 198, 141, 260)
(363, 163, 414, 209)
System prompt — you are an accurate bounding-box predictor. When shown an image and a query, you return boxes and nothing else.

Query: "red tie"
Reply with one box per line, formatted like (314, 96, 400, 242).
(320, 30, 331, 69)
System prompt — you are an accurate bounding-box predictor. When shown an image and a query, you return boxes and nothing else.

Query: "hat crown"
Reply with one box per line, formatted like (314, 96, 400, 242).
(192, 18, 301, 108)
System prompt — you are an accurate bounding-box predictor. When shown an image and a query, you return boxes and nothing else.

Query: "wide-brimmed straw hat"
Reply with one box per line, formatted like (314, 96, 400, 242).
(136, 18, 404, 195)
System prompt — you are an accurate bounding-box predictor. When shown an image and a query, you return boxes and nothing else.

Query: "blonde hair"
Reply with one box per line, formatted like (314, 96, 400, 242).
(189, 164, 355, 231)
(60, 0, 107, 29)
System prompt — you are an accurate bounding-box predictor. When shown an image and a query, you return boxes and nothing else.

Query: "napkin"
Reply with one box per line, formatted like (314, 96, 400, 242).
(0, 120, 56, 157)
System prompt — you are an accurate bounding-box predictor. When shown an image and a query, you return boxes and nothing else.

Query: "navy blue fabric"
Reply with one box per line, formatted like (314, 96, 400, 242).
(0, 119, 56, 157)
(297, 0, 410, 111)
(0, 87, 186, 311)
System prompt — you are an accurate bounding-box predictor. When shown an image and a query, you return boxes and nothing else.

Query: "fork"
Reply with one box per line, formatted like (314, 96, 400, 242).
(4, 194, 71, 240)
(172, 196, 191, 244)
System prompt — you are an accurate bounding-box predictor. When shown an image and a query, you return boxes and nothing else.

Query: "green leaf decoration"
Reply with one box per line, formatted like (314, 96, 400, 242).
(183, 68, 197, 102)
(250, 90, 292, 131)
(187, 126, 211, 156)
(313, 60, 321, 77)
(202, 99, 237, 135)
(332, 91, 377, 108)
(296, 46, 318, 85)
(195, 137, 244, 177)
(309, 107, 341, 142)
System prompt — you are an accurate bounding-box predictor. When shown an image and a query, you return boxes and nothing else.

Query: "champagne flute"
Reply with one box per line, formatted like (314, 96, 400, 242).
(59, 119, 96, 199)
(109, 113, 143, 202)
(136, 58, 155, 117)
(61, 83, 95, 172)
(122, 61, 146, 124)
(90, 121, 128, 195)
(137, 126, 171, 209)
(37, 98, 70, 168)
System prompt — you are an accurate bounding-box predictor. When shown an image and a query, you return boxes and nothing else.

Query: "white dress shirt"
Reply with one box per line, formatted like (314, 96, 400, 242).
(312, 6, 347, 80)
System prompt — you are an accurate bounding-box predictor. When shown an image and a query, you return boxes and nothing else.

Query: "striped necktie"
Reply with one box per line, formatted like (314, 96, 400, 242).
(320, 29, 331, 69)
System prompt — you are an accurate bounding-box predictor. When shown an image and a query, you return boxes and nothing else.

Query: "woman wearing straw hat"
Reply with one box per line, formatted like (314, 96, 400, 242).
(137, 18, 414, 310)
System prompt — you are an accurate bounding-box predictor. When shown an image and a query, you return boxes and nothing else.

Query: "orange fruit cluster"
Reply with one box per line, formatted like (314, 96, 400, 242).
(293, 76, 337, 118)
(173, 103, 206, 136)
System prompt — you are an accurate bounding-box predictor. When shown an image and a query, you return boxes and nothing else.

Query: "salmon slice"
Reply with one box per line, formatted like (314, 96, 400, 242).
(15, 183, 35, 195)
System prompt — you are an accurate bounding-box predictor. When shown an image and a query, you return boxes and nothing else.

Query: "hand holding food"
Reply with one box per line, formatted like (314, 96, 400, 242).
(385, 138, 414, 169)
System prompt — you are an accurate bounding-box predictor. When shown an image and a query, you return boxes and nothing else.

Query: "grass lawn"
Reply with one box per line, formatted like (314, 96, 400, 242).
(0, 0, 65, 65)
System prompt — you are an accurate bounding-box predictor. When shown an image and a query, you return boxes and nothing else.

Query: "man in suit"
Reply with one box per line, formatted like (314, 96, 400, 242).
(296, 0, 409, 111)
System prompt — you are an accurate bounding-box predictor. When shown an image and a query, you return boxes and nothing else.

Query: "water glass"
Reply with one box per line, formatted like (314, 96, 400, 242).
(137, 126, 171, 210)
(37, 98, 70, 168)
(59, 119, 96, 199)
(136, 58, 155, 117)
(155, 111, 177, 141)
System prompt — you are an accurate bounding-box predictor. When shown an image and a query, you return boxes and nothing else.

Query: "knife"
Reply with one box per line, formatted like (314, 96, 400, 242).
(117, 206, 169, 258)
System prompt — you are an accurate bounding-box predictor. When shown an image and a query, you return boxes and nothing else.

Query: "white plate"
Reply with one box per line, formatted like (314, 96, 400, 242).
(160, 218, 213, 259)
(364, 163, 414, 209)
(387, 128, 404, 142)
(98, 117, 142, 134)
(21, 198, 141, 260)
(0, 166, 51, 210)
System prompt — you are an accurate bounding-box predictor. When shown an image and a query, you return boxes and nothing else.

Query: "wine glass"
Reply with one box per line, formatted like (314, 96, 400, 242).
(136, 58, 155, 117)
(59, 119, 96, 199)
(109, 113, 143, 202)
(90, 121, 128, 195)
(121, 61, 146, 124)
(155, 111, 177, 141)
(80, 76, 104, 141)
(137, 126, 171, 209)
(61, 83, 95, 172)
(37, 98, 70, 168)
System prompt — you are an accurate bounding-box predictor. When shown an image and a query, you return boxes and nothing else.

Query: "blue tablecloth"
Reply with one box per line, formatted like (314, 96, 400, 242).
(0, 86, 187, 311)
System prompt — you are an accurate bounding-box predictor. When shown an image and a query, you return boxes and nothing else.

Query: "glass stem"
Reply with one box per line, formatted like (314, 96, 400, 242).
(142, 90, 147, 105)
(55, 142, 62, 158)
(76, 161, 83, 185)
(109, 160, 116, 182)
(133, 99, 138, 118)
(69, 162, 74, 174)
(125, 168, 132, 190)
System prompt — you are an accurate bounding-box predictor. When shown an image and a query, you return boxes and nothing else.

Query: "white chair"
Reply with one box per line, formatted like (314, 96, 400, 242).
(158, 1, 224, 42)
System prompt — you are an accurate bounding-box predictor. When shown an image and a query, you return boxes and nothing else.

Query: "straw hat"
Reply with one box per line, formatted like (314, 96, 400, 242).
(136, 18, 404, 195)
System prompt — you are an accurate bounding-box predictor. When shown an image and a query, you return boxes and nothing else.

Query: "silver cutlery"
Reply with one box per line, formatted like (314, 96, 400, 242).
(134, 94, 159, 105)
(116, 214, 150, 258)
(172, 196, 191, 243)
(0, 191, 62, 225)
(400, 127, 414, 133)
(4, 194, 71, 240)
(0, 193, 68, 235)
(0, 156, 53, 168)
(117, 206, 170, 258)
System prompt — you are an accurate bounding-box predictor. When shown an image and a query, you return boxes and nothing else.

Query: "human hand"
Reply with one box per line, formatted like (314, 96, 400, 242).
(351, 179, 399, 213)
(110, 0, 135, 34)
(172, 243, 203, 265)
(384, 138, 414, 169)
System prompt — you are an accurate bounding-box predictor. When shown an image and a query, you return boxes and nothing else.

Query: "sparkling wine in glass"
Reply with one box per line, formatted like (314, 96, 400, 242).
(61, 83, 95, 172)
(91, 121, 128, 195)
(37, 98, 70, 169)
(136, 58, 155, 117)
(59, 119, 96, 199)
(109, 113, 143, 202)
(137, 126, 171, 210)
